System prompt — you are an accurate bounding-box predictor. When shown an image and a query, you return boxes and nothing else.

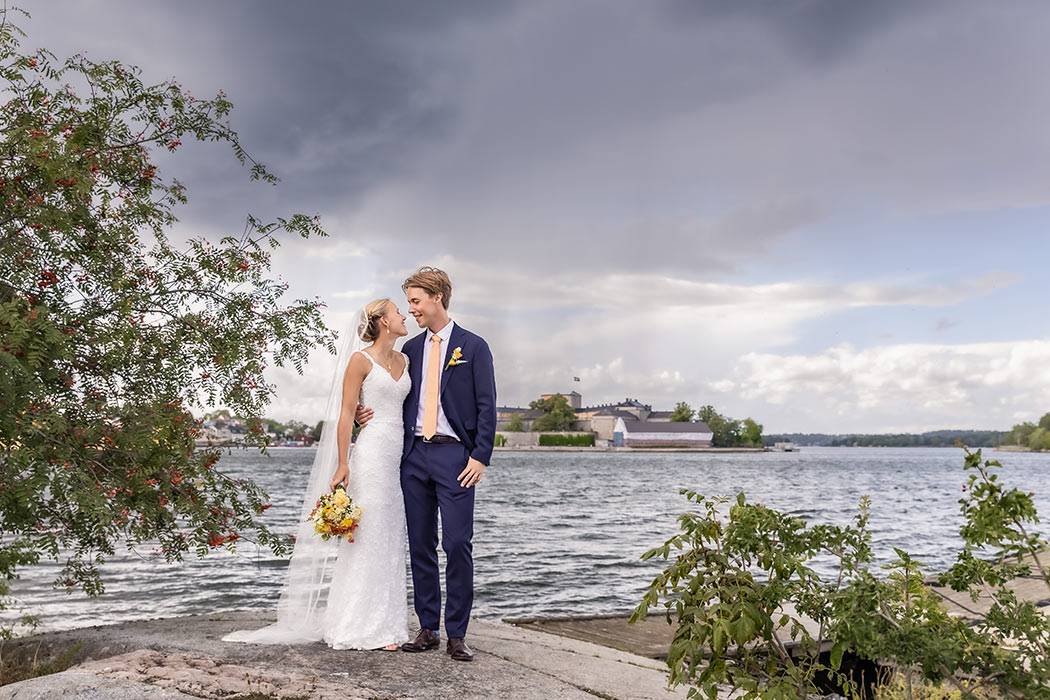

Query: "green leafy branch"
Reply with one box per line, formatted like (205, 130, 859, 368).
(635, 449, 1050, 699)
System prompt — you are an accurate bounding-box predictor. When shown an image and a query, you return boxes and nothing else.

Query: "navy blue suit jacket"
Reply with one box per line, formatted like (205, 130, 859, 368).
(401, 323, 497, 465)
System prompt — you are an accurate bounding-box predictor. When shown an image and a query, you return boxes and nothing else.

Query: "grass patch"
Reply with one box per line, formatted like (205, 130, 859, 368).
(0, 640, 84, 686)
(875, 671, 991, 700)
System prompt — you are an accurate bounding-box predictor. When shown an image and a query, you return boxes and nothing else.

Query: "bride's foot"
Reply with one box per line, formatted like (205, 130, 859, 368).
(380, 643, 400, 651)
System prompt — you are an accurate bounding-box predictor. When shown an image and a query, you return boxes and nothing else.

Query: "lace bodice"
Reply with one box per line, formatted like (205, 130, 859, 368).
(356, 351, 411, 429)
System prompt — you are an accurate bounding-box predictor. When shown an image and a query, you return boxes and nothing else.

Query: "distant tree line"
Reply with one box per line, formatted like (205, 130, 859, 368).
(671, 402, 763, 447)
(1003, 412, 1050, 451)
(825, 431, 1005, 448)
(762, 430, 1009, 448)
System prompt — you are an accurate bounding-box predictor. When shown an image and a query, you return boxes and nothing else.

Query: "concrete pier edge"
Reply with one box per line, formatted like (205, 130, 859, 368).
(0, 612, 697, 700)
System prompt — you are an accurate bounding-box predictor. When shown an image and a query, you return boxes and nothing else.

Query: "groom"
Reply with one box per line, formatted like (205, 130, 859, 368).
(358, 266, 496, 661)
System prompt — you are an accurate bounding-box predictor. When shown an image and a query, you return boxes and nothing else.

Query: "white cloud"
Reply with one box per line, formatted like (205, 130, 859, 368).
(446, 256, 1013, 314)
(303, 240, 369, 259)
(332, 286, 379, 300)
(733, 340, 1050, 432)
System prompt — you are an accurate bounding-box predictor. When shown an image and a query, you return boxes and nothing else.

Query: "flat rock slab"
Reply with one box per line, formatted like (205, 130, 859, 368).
(0, 671, 198, 700)
(0, 613, 696, 700)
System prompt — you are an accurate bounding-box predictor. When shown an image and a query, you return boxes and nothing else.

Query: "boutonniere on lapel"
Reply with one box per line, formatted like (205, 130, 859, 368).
(445, 347, 467, 370)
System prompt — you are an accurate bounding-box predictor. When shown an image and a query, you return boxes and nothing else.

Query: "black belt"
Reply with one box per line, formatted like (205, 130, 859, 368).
(416, 434, 459, 444)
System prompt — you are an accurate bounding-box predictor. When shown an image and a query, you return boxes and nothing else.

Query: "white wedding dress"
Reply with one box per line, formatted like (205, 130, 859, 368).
(223, 349, 411, 649)
(323, 352, 412, 649)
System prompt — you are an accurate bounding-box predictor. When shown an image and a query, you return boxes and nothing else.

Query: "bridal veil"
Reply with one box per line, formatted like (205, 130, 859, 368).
(223, 309, 367, 644)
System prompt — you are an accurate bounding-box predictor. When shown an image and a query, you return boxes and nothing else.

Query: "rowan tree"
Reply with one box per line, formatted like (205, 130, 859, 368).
(0, 9, 334, 625)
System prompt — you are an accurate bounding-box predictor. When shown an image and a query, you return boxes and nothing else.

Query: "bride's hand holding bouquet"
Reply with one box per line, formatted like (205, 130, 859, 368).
(308, 479, 363, 542)
(329, 463, 349, 491)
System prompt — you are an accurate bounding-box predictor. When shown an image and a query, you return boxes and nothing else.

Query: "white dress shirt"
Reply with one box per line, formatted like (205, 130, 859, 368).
(414, 319, 458, 439)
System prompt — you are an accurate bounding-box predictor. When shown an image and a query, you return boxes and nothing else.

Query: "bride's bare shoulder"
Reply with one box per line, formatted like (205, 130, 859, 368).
(344, 351, 373, 380)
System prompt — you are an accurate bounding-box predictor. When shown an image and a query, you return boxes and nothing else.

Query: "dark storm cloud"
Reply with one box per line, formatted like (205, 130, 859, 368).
(329, 0, 1050, 281)
(662, 0, 946, 63)
(22, 0, 518, 223)
(200, 2, 519, 195)
(22, 0, 1050, 279)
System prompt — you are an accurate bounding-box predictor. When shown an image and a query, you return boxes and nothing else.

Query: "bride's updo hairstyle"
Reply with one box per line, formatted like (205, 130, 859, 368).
(358, 298, 391, 343)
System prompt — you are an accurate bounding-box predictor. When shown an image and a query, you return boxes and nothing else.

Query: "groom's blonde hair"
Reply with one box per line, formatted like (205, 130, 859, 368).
(402, 266, 452, 310)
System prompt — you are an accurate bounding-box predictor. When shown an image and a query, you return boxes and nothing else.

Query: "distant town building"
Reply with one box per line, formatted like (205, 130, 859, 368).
(497, 394, 704, 439)
(576, 397, 652, 420)
(587, 407, 639, 441)
(614, 418, 713, 448)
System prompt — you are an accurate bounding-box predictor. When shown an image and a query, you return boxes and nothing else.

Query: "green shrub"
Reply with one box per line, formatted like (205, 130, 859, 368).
(538, 433, 594, 447)
(633, 448, 1050, 699)
(494, 433, 507, 447)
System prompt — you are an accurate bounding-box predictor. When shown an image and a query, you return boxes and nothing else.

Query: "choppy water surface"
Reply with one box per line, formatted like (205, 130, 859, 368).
(7, 447, 1050, 631)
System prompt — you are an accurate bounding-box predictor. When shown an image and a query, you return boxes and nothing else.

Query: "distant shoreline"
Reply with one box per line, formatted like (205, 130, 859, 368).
(494, 446, 766, 453)
(201, 444, 1046, 453)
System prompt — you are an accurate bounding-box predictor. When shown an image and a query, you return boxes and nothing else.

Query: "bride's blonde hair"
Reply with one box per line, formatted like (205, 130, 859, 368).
(357, 298, 391, 343)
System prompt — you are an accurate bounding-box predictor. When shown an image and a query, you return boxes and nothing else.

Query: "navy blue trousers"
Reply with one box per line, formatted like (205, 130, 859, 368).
(400, 440, 475, 638)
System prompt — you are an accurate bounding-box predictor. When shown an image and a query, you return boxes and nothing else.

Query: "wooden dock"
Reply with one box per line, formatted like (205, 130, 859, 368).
(508, 551, 1050, 660)
(505, 613, 677, 659)
(926, 550, 1050, 622)
(506, 606, 825, 660)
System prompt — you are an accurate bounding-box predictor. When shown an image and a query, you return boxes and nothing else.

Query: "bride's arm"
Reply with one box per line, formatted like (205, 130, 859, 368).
(330, 353, 370, 490)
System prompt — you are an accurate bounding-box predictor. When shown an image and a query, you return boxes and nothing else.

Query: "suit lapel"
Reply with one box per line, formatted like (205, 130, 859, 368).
(439, 324, 464, 398)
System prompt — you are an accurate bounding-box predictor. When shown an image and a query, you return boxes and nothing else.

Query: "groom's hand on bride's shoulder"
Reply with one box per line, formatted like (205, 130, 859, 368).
(458, 458, 486, 488)
(354, 404, 373, 427)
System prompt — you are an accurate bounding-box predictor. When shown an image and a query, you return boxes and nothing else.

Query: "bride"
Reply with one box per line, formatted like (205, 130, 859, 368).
(224, 298, 411, 650)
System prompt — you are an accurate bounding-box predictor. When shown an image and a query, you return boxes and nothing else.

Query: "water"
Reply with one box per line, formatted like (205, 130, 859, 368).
(6, 447, 1050, 632)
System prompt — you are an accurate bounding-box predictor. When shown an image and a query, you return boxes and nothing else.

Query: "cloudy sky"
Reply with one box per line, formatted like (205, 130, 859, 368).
(24, 1, 1050, 433)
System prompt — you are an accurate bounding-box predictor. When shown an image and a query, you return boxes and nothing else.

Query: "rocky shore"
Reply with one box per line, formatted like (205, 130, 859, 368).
(0, 612, 692, 700)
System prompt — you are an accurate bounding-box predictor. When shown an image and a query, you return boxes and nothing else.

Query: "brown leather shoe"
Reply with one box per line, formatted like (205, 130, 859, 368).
(447, 636, 474, 661)
(400, 628, 440, 652)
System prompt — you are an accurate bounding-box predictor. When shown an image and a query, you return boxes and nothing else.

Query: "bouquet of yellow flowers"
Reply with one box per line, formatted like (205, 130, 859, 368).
(307, 484, 363, 542)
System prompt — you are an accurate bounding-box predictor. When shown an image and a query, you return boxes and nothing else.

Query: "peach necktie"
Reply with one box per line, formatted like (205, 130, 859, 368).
(422, 335, 442, 439)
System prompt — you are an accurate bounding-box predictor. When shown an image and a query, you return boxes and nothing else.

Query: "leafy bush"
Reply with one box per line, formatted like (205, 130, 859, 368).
(538, 433, 595, 447)
(494, 433, 507, 447)
(633, 448, 1050, 699)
